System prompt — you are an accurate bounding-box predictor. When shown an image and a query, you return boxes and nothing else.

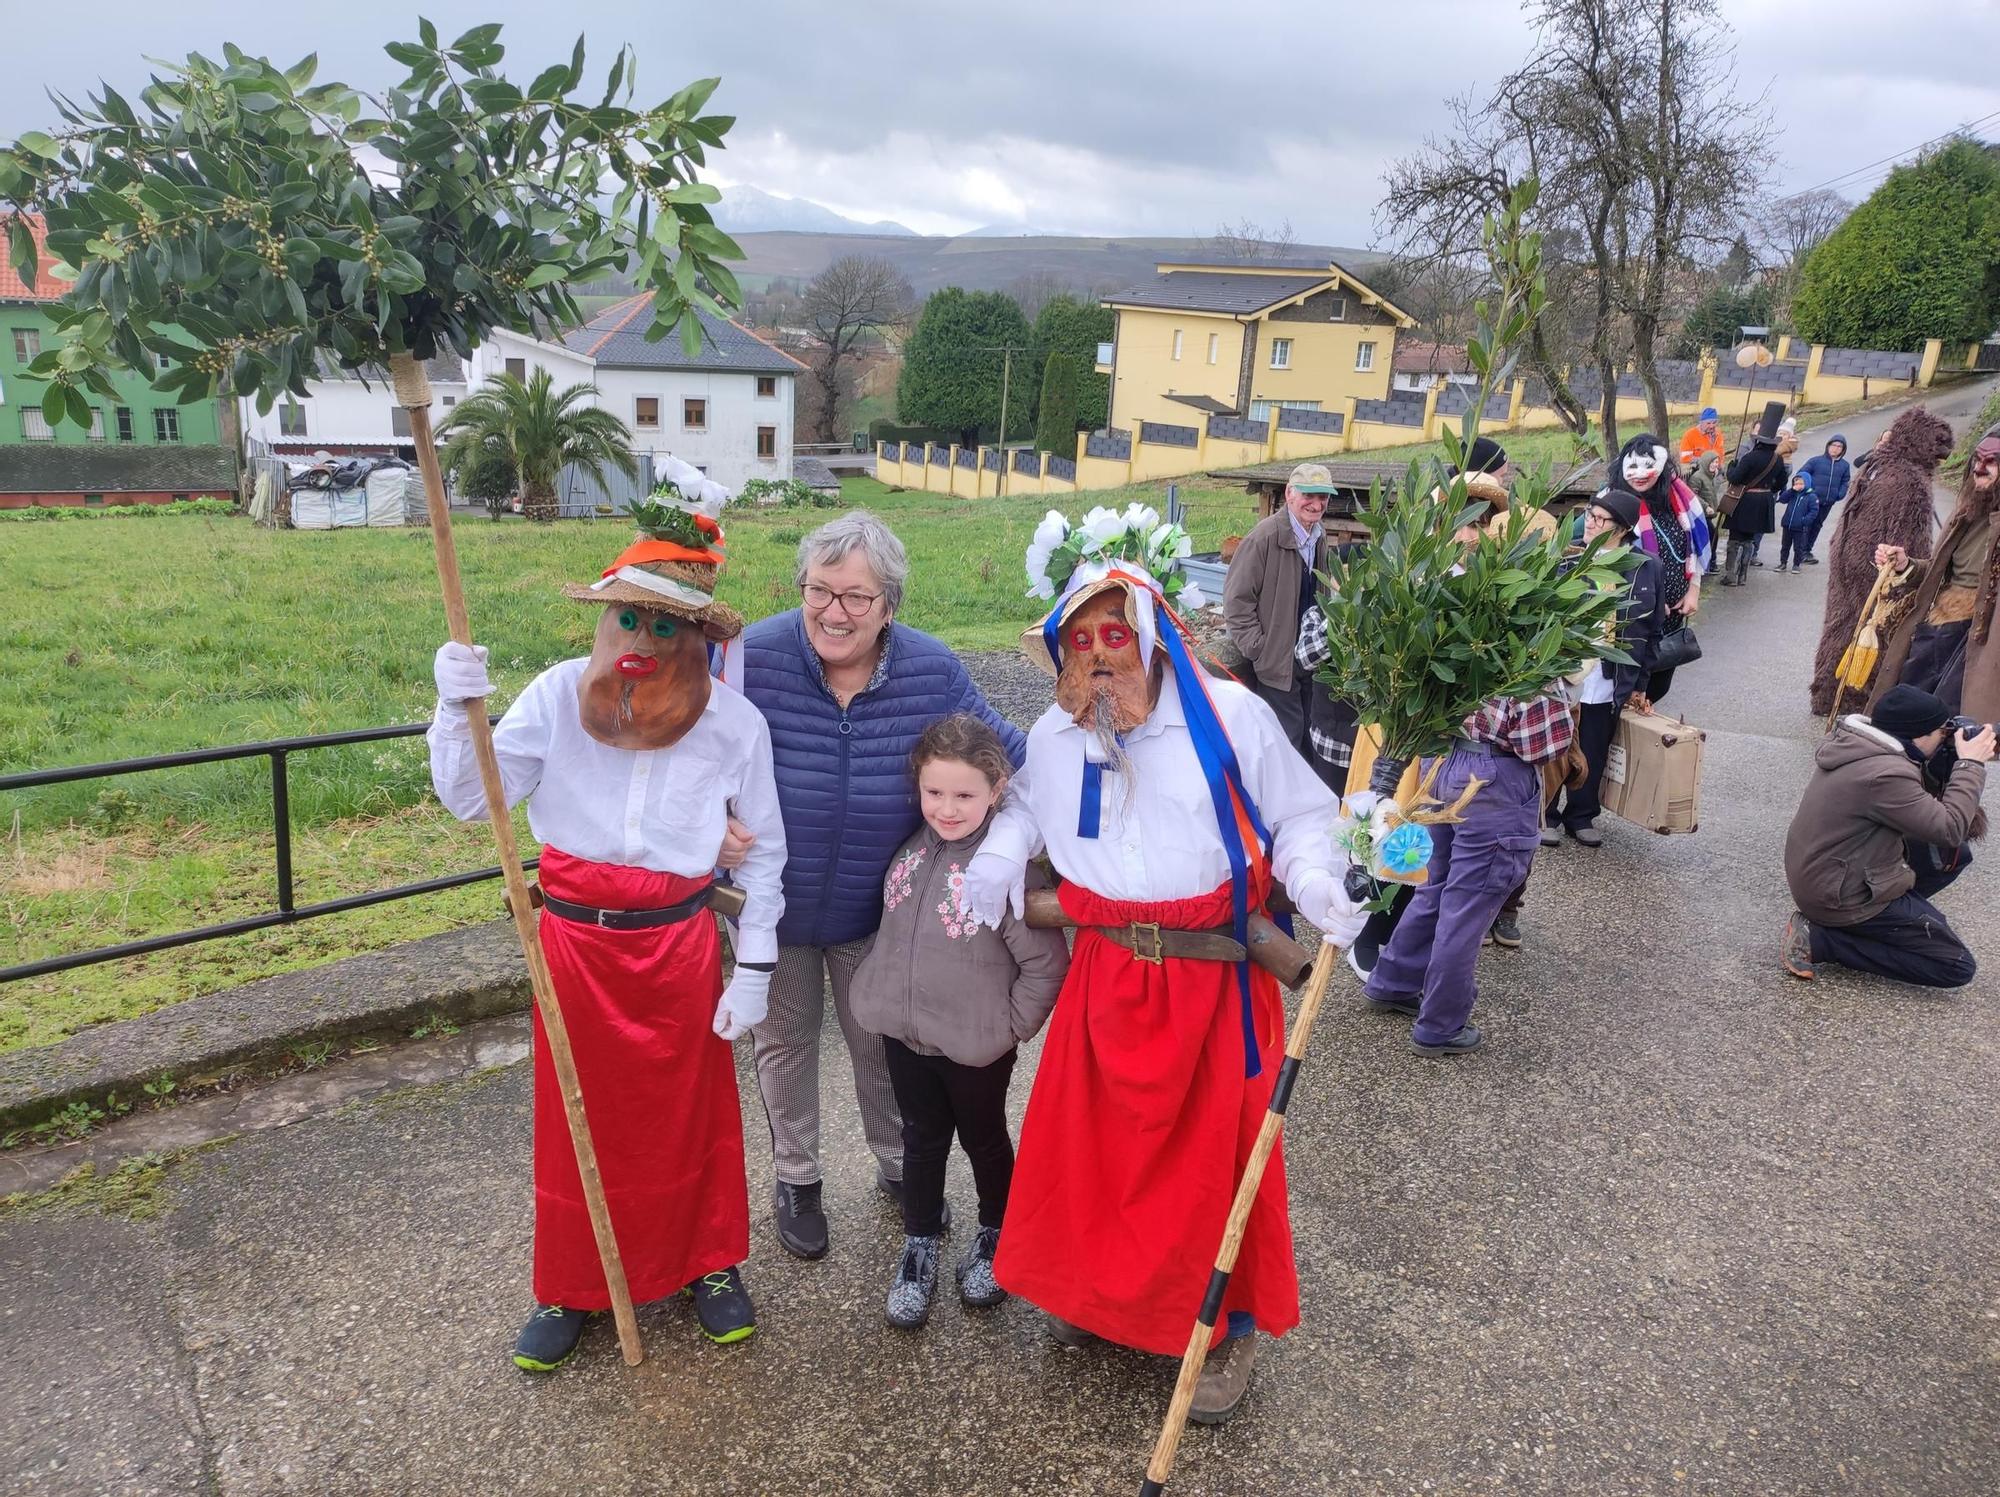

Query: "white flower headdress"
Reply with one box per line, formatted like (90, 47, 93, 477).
(1024, 503, 1204, 609)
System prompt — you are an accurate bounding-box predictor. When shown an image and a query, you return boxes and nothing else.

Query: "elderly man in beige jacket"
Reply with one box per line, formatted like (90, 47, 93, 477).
(1223, 461, 1337, 751)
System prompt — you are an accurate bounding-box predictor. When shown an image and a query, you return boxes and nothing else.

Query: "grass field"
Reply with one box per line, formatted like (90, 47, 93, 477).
(0, 473, 1260, 1052)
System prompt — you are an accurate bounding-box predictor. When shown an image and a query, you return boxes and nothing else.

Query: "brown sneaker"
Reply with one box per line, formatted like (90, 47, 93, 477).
(1188, 1333, 1259, 1425)
(1782, 912, 1817, 980)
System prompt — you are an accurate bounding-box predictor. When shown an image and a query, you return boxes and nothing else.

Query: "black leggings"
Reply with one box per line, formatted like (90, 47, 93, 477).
(882, 1037, 1017, 1236)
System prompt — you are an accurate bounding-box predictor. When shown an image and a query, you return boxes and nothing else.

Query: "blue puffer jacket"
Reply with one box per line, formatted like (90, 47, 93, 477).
(737, 610, 1027, 948)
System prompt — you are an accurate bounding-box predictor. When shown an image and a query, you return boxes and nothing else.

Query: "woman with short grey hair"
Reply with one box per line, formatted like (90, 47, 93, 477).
(716, 510, 1025, 1261)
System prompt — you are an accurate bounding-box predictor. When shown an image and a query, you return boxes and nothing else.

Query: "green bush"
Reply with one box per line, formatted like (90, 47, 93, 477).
(1792, 139, 2000, 351)
(739, 476, 836, 508)
(0, 497, 236, 522)
(896, 288, 1036, 444)
(1034, 351, 1080, 455)
(1030, 295, 1113, 432)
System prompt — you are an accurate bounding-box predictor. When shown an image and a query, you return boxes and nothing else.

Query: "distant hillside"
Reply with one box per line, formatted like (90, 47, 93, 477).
(713, 186, 916, 238)
(727, 232, 1388, 297)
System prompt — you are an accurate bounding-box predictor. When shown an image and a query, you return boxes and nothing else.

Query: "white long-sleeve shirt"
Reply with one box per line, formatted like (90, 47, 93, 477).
(982, 672, 1341, 902)
(427, 658, 786, 963)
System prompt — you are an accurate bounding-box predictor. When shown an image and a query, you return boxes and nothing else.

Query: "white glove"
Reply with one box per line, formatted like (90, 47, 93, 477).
(713, 967, 771, 1041)
(1291, 869, 1368, 950)
(957, 849, 1026, 931)
(434, 641, 493, 705)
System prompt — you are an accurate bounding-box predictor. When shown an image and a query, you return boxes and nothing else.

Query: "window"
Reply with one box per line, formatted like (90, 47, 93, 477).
(1171, 329, 1184, 361)
(391, 406, 412, 438)
(756, 375, 778, 398)
(279, 401, 307, 437)
(634, 396, 661, 429)
(1247, 399, 1321, 423)
(683, 397, 706, 431)
(156, 352, 172, 372)
(115, 406, 134, 441)
(504, 357, 526, 380)
(1207, 333, 1219, 365)
(1326, 296, 1348, 322)
(1269, 338, 1292, 370)
(1355, 341, 1377, 373)
(757, 425, 777, 459)
(83, 494, 104, 506)
(85, 408, 105, 442)
(12, 327, 39, 362)
(154, 408, 180, 442)
(442, 396, 456, 408)
(20, 408, 52, 440)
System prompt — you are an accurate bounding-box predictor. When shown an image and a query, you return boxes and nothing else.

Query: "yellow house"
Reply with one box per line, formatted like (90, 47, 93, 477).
(1099, 259, 1415, 431)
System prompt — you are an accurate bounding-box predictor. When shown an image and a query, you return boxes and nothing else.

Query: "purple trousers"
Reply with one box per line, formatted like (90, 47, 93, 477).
(1364, 743, 1543, 1045)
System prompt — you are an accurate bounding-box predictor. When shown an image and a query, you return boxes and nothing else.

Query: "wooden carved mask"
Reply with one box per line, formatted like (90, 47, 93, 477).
(578, 603, 710, 750)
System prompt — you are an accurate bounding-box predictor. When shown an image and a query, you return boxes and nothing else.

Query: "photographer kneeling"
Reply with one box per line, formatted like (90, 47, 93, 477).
(1782, 686, 1992, 987)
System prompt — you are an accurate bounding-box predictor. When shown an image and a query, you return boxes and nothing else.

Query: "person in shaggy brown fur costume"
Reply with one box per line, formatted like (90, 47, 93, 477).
(1808, 407, 1955, 718)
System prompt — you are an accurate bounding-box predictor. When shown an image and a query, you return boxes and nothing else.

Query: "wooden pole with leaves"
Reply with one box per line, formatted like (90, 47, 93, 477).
(3, 24, 751, 1370)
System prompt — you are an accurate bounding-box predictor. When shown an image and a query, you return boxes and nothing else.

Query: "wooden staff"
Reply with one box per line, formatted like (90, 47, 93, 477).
(392, 353, 644, 1367)
(1138, 937, 1345, 1497)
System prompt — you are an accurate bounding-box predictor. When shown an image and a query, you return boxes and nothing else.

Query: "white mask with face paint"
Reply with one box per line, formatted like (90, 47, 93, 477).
(1622, 441, 1669, 493)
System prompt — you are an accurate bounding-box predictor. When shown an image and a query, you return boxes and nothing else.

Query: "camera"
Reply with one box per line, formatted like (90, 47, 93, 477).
(1945, 715, 1994, 739)
(1931, 715, 1995, 776)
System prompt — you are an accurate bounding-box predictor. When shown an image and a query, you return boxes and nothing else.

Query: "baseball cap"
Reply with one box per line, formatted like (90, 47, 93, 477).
(1288, 462, 1336, 494)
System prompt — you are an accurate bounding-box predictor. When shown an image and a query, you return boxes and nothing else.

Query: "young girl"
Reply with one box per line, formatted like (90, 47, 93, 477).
(850, 714, 1070, 1329)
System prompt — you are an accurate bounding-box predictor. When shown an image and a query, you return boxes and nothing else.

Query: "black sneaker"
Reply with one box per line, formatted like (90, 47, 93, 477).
(1490, 914, 1523, 949)
(685, 1266, 756, 1344)
(512, 1303, 589, 1373)
(885, 1234, 943, 1329)
(1803, 554, 1821, 565)
(957, 1225, 1008, 1308)
(877, 1174, 951, 1233)
(773, 1178, 830, 1260)
(1412, 1022, 1485, 1056)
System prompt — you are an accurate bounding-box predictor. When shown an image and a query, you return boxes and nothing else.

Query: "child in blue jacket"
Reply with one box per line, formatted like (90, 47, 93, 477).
(1778, 471, 1821, 573)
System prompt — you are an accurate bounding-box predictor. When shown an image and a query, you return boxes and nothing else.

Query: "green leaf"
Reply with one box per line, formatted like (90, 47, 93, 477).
(418, 16, 438, 48)
(451, 22, 504, 52)
(384, 41, 429, 69)
(17, 130, 61, 159)
(40, 382, 67, 425)
(666, 181, 720, 205)
(285, 53, 319, 89)
(601, 50, 626, 106)
(523, 263, 567, 288)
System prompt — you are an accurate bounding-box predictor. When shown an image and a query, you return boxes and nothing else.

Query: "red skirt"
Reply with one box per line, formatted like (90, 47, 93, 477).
(994, 878, 1298, 1356)
(530, 846, 747, 1309)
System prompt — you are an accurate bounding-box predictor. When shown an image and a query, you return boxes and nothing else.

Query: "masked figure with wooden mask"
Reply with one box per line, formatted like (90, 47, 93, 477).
(429, 457, 786, 1373)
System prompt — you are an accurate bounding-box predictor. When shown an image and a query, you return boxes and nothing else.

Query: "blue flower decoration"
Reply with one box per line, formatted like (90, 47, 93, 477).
(1378, 822, 1433, 877)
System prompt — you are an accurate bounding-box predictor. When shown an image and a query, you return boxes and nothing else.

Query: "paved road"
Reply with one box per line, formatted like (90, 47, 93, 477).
(5, 382, 1998, 1497)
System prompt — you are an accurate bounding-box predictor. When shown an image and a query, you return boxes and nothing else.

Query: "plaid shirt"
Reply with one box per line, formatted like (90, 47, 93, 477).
(1293, 605, 1352, 770)
(1461, 691, 1575, 764)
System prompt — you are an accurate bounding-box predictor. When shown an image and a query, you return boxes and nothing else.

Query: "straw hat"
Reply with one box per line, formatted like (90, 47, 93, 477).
(560, 460, 744, 639)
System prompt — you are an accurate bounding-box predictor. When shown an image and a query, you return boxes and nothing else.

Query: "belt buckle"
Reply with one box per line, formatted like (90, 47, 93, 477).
(597, 908, 614, 929)
(1129, 920, 1165, 964)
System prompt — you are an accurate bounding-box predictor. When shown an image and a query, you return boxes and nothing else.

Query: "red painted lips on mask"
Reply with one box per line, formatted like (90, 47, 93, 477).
(615, 653, 659, 679)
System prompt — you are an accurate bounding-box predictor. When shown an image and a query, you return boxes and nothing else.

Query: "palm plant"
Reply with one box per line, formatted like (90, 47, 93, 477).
(439, 368, 636, 522)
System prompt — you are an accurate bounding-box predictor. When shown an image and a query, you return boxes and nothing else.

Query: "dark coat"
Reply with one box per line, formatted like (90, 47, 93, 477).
(736, 612, 1026, 948)
(1779, 483, 1822, 533)
(1611, 551, 1667, 706)
(1869, 483, 2000, 726)
(1809, 408, 1954, 717)
(1784, 716, 1985, 926)
(1800, 439, 1853, 507)
(1725, 439, 1788, 537)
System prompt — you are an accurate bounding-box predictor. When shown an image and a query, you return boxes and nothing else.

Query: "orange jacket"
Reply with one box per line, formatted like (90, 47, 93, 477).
(1678, 423, 1725, 471)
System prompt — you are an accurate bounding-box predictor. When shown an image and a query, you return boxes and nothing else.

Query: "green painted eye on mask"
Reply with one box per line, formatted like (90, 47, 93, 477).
(618, 609, 640, 632)
(652, 615, 678, 640)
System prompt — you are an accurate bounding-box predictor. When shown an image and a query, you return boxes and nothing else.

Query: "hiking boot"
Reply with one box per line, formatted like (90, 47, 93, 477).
(512, 1303, 589, 1373)
(884, 1234, 944, 1329)
(1413, 1023, 1485, 1056)
(1782, 912, 1817, 981)
(956, 1225, 1007, 1308)
(1567, 824, 1603, 848)
(1046, 1313, 1100, 1349)
(773, 1178, 830, 1260)
(1490, 914, 1523, 949)
(878, 1173, 951, 1234)
(686, 1266, 756, 1344)
(1189, 1333, 1260, 1426)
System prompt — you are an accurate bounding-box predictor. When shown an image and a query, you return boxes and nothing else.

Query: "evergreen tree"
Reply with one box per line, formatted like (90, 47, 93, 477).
(1030, 294, 1114, 431)
(895, 287, 1034, 446)
(1034, 352, 1080, 455)
(1792, 139, 2000, 350)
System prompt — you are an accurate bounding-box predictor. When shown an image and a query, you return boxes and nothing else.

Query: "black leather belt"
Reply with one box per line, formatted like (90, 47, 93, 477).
(540, 885, 712, 930)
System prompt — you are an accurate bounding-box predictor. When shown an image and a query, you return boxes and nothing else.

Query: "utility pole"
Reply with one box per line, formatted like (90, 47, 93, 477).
(973, 343, 1028, 497)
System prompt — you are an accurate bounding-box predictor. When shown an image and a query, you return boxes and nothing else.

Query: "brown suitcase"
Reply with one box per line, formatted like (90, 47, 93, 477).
(1601, 710, 1706, 834)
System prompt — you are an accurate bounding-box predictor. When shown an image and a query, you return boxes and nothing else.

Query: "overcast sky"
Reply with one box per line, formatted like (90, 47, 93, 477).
(8, 0, 1999, 244)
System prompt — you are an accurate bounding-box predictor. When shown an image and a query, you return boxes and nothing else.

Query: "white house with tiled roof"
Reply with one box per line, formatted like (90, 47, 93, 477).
(466, 295, 803, 492)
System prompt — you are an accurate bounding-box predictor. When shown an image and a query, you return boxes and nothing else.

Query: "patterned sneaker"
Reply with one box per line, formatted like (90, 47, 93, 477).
(685, 1266, 757, 1344)
(956, 1225, 1007, 1308)
(1782, 912, 1817, 980)
(1489, 914, 1523, 949)
(512, 1303, 589, 1373)
(885, 1234, 943, 1329)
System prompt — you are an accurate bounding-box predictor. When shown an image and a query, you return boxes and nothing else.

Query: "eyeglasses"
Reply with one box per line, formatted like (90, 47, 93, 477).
(802, 582, 884, 614)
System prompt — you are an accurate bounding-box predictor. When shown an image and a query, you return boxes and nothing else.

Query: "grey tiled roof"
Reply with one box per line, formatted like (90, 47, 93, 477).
(793, 456, 841, 492)
(1104, 271, 1328, 316)
(0, 443, 238, 493)
(564, 296, 805, 375)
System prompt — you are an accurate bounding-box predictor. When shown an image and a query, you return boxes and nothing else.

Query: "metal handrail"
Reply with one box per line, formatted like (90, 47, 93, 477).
(0, 718, 531, 984)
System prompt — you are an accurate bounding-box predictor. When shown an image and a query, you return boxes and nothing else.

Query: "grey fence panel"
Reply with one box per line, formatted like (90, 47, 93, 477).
(1208, 414, 1269, 442)
(1013, 448, 1043, 476)
(1977, 344, 2000, 373)
(1819, 347, 1919, 381)
(1434, 385, 1507, 420)
(1139, 420, 1199, 449)
(956, 447, 977, 469)
(1354, 394, 1425, 427)
(1084, 427, 1132, 460)
(1274, 406, 1344, 434)
(1047, 454, 1077, 483)
(1713, 360, 1805, 391)
(929, 442, 952, 464)
(982, 446, 1004, 470)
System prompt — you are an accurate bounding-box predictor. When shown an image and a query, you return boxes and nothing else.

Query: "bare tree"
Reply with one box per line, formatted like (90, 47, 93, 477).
(799, 256, 916, 442)
(1760, 187, 1851, 322)
(1200, 217, 1300, 261)
(1004, 270, 1075, 323)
